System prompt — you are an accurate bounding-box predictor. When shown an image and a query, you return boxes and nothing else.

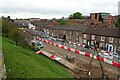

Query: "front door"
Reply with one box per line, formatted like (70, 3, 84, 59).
(87, 41, 90, 46)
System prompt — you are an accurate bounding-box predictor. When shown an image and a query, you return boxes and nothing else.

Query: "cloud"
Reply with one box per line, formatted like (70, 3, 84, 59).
(0, 0, 120, 18)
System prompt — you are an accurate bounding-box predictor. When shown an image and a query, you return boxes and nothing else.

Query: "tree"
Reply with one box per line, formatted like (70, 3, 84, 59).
(2, 17, 26, 46)
(9, 28, 21, 45)
(69, 12, 85, 19)
(115, 15, 120, 27)
(69, 15, 73, 19)
(60, 20, 68, 25)
(2, 19, 10, 37)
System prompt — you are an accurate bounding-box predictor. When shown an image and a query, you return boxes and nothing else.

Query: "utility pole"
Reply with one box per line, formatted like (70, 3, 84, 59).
(86, 41, 106, 79)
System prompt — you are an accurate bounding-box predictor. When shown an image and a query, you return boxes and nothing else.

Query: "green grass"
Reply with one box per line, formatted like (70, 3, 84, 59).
(2, 36, 73, 78)
(0, 36, 2, 51)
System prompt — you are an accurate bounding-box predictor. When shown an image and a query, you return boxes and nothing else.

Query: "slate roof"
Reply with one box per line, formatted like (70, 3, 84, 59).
(51, 25, 120, 38)
(14, 20, 29, 27)
(83, 26, 120, 38)
(50, 25, 87, 32)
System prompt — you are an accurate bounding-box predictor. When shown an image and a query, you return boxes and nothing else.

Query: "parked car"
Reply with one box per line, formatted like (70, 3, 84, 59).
(84, 45, 92, 49)
(110, 52, 119, 56)
(103, 53, 109, 59)
(108, 55, 113, 60)
(30, 40, 43, 51)
(99, 52, 109, 59)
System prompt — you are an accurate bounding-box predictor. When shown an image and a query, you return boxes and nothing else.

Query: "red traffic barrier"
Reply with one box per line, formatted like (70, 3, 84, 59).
(51, 42, 54, 45)
(67, 47, 71, 51)
(50, 55, 56, 60)
(43, 40, 47, 43)
(56, 44, 59, 47)
(61, 46, 64, 49)
(85, 52, 90, 57)
(112, 61, 120, 68)
(75, 50, 80, 54)
(100, 57, 104, 62)
(36, 50, 42, 54)
(80, 44, 83, 47)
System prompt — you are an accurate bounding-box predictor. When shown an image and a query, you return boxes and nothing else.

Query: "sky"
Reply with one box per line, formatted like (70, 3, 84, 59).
(0, 0, 120, 19)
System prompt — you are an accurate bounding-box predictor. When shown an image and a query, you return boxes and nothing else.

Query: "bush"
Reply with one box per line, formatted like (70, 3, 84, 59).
(2, 17, 27, 46)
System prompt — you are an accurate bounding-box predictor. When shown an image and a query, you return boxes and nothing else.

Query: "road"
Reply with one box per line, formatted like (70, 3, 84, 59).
(42, 42, 119, 78)
(24, 29, 119, 78)
(44, 37, 119, 63)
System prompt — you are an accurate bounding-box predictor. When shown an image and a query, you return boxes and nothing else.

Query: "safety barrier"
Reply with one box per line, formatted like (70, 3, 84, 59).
(36, 37, 120, 68)
(68, 41, 108, 53)
(36, 50, 79, 72)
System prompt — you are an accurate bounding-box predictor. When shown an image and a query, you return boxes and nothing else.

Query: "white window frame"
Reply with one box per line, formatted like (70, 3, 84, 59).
(64, 31, 65, 34)
(70, 31, 71, 35)
(99, 43, 103, 48)
(83, 40, 87, 44)
(70, 36, 71, 39)
(84, 34, 87, 38)
(91, 35, 95, 40)
(91, 41, 94, 45)
(109, 37, 113, 43)
(101, 36, 105, 41)
(76, 32, 78, 35)
(76, 36, 79, 40)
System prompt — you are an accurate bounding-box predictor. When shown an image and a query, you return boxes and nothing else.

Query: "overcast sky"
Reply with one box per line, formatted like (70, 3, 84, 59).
(0, 0, 120, 19)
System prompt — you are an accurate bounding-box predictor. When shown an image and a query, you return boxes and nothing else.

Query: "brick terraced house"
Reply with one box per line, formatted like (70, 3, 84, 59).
(49, 25, 120, 53)
(30, 18, 49, 31)
(83, 27, 120, 52)
(49, 25, 87, 43)
(103, 16, 117, 28)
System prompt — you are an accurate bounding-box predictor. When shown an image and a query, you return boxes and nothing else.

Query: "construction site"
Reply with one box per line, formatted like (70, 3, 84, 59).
(24, 28, 120, 80)
(40, 38, 119, 79)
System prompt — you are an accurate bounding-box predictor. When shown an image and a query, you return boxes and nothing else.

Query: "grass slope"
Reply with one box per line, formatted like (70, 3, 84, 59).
(2, 36, 73, 78)
(0, 36, 2, 51)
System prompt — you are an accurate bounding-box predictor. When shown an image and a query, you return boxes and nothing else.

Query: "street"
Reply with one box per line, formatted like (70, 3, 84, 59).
(42, 41, 119, 78)
(24, 29, 120, 78)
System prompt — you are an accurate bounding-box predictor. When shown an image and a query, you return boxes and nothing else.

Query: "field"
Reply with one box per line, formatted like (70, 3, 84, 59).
(2, 36, 73, 78)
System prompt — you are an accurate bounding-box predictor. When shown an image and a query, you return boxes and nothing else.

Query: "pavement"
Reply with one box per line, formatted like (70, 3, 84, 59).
(0, 52, 6, 79)
(0, 53, 2, 79)
(44, 37, 119, 63)
(42, 40, 119, 78)
(24, 30, 119, 78)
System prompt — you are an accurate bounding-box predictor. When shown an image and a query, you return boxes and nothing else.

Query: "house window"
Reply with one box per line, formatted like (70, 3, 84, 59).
(70, 36, 71, 39)
(76, 36, 79, 40)
(83, 40, 87, 44)
(91, 41, 94, 45)
(101, 36, 105, 41)
(84, 34, 87, 38)
(52, 33, 53, 37)
(91, 35, 95, 40)
(99, 42, 104, 48)
(76, 32, 78, 35)
(64, 31, 65, 34)
(109, 37, 113, 43)
(99, 43, 103, 48)
(95, 13, 97, 19)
